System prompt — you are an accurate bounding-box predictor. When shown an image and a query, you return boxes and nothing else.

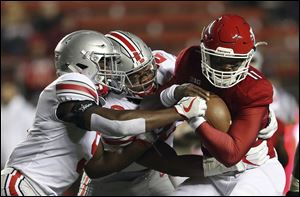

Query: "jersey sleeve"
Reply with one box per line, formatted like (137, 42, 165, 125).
(55, 73, 99, 104)
(153, 50, 176, 86)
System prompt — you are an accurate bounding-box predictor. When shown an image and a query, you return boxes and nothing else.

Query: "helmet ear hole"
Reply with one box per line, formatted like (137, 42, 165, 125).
(76, 63, 88, 69)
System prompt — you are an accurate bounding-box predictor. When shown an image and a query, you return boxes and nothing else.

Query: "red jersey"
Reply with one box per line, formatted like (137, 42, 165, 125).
(173, 46, 275, 166)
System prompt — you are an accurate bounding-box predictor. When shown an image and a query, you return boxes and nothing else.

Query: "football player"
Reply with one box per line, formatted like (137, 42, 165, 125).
(142, 14, 286, 195)
(78, 30, 181, 196)
(78, 30, 279, 196)
(0, 30, 206, 196)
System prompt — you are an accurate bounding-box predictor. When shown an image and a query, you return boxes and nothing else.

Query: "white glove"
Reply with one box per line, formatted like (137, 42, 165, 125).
(244, 140, 270, 166)
(135, 131, 158, 144)
(174, 96, 207, 119)
(258, 107, 278, 139)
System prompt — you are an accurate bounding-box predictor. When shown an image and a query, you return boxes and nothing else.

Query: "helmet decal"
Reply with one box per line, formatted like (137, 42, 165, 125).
(106, 30, 157, 99)
(106, 31, 145, 64)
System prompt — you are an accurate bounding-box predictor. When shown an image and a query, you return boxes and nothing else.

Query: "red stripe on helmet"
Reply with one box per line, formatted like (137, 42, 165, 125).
(109, 32, 142, 62)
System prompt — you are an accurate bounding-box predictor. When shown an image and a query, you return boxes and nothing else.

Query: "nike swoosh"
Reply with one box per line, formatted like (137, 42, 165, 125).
(183, 97, 197, 113)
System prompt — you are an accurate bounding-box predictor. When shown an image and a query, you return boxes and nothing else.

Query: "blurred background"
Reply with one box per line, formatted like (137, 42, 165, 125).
(1, 1, 299, 195)
(1, 1, 299, 105)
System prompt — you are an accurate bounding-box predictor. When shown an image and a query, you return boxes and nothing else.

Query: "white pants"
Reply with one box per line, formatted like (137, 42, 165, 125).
(79, 169, 175, 196)
(1, 167, 47, 196)
(173, 158, 286, 196)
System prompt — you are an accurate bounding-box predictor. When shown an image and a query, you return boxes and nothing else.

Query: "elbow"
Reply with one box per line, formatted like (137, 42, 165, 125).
(220, 155, 242, 167)
(214, 148, 243, 167)
(222, 160, 240, 168)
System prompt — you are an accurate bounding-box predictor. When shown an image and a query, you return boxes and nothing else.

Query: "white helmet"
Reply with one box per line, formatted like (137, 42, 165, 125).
(105, 30, 157, 99)
(54, 30, 122, 93)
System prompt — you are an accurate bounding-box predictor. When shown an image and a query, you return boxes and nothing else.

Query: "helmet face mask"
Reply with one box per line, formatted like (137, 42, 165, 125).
(200, 14, 256, 88)
(124, 59, 157, 98)
(106, 30, 158, 99)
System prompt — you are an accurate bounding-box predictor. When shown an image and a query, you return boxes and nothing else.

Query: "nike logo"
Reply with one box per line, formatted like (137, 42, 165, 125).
(183, 97, 197, 112)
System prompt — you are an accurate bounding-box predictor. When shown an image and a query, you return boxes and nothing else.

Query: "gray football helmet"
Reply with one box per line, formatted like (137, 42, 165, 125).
(54, 30, 122, 93)
(105, 30, 157, 99)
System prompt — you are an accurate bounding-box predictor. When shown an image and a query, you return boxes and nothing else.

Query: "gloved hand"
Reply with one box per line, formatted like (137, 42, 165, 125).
(174, 96, 207, 120)
(244, 140, 270, 166)
(258, 107, 278, 139)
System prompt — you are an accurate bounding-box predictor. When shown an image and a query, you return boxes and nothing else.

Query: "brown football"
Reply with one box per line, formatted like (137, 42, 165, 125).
(204, 94, 231, 132)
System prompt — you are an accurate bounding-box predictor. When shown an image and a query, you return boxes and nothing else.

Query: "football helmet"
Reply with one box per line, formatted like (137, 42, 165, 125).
(200, 14, 265, 88)
(105, 30, 157, 99)
(54, 30, 122, 93)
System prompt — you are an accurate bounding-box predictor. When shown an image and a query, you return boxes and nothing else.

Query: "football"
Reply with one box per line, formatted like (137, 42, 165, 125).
(205, 94, 232, 132)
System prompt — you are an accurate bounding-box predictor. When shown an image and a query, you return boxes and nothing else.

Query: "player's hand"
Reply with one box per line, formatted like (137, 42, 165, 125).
(174, 83, 210, 101)
(174, 96, 207, 119)
(258, 107, 277, 139)
(244, 140, 270, 166)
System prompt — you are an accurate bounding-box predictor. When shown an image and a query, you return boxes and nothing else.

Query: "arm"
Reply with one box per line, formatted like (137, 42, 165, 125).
(141, 81, 210, 110)
(136, 140, 204, 177)
(193, 106, 268, 167)
(57, 96, 206, 137)
(84, 140, 152, 178)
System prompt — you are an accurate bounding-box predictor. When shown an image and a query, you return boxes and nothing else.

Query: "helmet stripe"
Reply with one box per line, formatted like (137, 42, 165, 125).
(108, 31, 143, 63)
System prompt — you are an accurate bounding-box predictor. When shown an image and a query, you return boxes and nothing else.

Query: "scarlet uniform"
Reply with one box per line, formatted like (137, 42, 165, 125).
(1, 73, 101, 196)
(78, 50, 178, 196)
(172, 46, 286, 195)
(174, 46, 275, 161)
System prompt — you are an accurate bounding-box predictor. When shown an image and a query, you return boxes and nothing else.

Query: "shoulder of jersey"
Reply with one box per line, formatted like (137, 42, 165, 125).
(238, 67, 273, 106)
(55, 73, 98, 104)
(152, 50, 176, 60)
(175, 46, 199, 72)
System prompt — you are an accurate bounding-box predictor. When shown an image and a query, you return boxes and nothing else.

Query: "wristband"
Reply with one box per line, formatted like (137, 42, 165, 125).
(189, 116, 206, 130)
(160, 85, 179, 107)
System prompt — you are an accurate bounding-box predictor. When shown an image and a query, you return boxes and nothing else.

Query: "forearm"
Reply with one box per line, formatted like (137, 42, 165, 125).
(58, 99, 196, 137)
(86, 107, 184, 136)
(136, 141, 204, 177)
(85, 141, 151, 178)
(192, 107, 268, 167)
(195, 122, 242, 166)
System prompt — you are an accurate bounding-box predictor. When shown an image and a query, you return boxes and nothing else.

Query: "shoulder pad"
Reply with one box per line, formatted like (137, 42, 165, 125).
(56, 73, 99, 104)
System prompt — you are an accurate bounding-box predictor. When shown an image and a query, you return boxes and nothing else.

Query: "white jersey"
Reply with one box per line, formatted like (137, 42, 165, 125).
(5, 73, 101, 196)
(79, 50, 178, 195)
(153, 50, 176, 86)
(101, 49, 177, 161)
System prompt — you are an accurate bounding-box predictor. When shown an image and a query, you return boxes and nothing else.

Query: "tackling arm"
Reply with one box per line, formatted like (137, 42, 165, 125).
(56, 96, 206, 137)
(84, 140, 152, 178)
(136, 140, 204, 177)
